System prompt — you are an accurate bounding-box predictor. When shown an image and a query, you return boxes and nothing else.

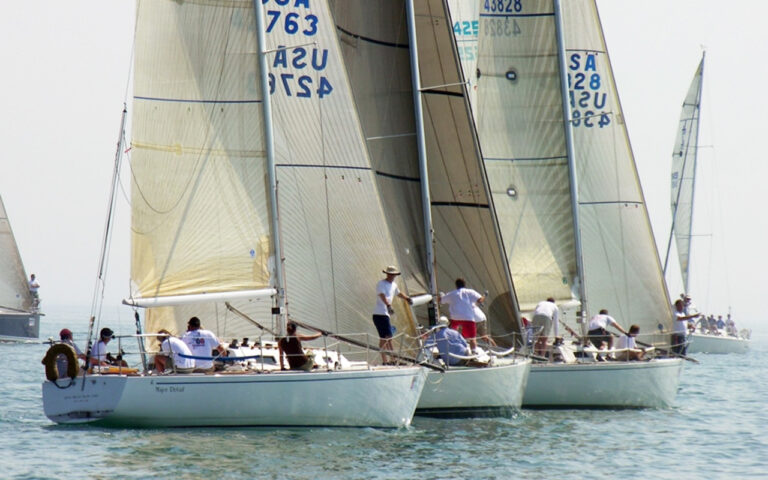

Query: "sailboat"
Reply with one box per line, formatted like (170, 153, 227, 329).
(664, 53, 749, 354)
(0, 195, 40, 341)
(331, 0, 530, 416)
(42, 0, 428, 428)
(455, 0, 684, 407)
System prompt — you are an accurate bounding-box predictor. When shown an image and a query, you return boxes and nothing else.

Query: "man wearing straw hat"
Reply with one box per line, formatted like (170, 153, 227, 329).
(372, 266, 412, 365)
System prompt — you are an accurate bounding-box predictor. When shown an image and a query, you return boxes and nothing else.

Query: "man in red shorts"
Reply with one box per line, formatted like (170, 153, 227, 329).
(438, 278, 485, 352)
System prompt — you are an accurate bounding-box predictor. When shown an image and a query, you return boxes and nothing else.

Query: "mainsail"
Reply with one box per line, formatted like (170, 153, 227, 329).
(666, 54, 705, 293)
(332, 0, 521, 344)
(131, 0, 410, 341)
(472, 0, 673, 336)
(0, 196, 32, 311)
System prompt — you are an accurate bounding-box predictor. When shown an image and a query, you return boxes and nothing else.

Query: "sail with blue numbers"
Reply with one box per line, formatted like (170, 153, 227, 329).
(131, 0, 415, 341)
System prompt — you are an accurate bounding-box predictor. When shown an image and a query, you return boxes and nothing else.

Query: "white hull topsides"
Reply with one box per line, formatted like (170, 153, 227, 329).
(523, 358, 684, 408)
(416, 359, 531, 416)
(42, 366, 427, 428)
(687, 333, 749, 354)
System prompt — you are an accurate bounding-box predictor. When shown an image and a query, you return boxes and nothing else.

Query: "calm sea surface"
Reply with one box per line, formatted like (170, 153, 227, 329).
(2, 306, 766, 479)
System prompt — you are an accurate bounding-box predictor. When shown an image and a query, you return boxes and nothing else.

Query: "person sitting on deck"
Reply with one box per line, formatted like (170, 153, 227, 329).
(278, 322, 321, 371)
(182, 316, 226, 372)
(89, 328, 128, 367)
(614, 325, 645, 361)
(424, 316, 474, 367)
(154, 329, 195, 374)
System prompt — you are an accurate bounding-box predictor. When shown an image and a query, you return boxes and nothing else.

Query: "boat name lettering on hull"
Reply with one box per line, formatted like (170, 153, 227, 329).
(155, 386, 185, 394)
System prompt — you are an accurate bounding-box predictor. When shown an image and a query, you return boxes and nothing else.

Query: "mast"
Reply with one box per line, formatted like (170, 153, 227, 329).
(554, 0, 587, 324)
(405, 0, 438, 326)
(252, 1, 286, 331)
(663, 51, 706, 293)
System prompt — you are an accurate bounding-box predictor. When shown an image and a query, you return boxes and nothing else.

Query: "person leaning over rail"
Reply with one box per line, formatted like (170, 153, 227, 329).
(587, 309, 629, 350)
(182, 316, 226, 373)
(278, 322, 321, 371)
(154, 329, 195, 374)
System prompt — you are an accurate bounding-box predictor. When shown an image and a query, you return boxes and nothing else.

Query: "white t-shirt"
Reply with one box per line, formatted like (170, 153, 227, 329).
(440, 288, 482, 322)
(533, 300, 559, 337)
(161, 336, 195, 369)
(91, 340, 108, 364)
(182, 329, 221, 369)
(616, 334, 636, 350)
(673, 311, 689, 334)
(588, 313, 617, 331)
(374, 279, 400, 317)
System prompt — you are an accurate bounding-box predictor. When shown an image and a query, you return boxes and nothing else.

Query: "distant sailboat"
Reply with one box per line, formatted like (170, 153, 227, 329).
(42, 0, 427, 428)
(460, 0, 683, 407)
(332, 0, 530, 415)
(664, 53, 749, 354)
(0, 195, 40, 342)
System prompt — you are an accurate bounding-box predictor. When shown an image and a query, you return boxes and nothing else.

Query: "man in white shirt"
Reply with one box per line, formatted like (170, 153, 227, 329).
(372, 266, 412, 365)
(90, 327, 117, 366)
(438, 278, 485, 351)
(155, 329, 195, 373)
(532, 298, 559, 356)
(615, 324, 644, 361)
(182, 317, 226, 372)
(587, 309, 629, 350)
(672, 299, 699, 355)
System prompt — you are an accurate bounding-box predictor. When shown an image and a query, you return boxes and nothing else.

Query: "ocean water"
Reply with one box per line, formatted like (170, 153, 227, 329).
(2, 306, 766, 480)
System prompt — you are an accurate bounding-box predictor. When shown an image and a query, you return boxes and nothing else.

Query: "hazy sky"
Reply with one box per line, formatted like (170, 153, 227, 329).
(0, 1, 762, 331)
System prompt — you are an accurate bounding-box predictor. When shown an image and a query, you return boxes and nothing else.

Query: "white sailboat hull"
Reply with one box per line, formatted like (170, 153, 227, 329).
(416, 359, 531, 416)
(687, 333, 749, 354)
(523, 358, 684, 408)
(0, 312, 40, 342)
(42, 366, 427, 428)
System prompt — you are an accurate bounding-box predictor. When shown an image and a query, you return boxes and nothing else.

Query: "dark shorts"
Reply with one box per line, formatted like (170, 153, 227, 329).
(373, 314, 393, 339)
(588, 328, 610, 348)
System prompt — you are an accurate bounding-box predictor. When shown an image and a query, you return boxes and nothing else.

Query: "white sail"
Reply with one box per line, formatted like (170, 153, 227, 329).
(474, 0, 578, 312)
(0, 196, 32, 311)
(131, 1, 273, 336)
(131, 0, 409, 341)
(262, 0, 413, 339)
(473, 0, 673, 336)
(333, 0, 521, 343)
(668, 55, 705, 293)
(446, 0, 480, 110)
(561, 0, 673, 334)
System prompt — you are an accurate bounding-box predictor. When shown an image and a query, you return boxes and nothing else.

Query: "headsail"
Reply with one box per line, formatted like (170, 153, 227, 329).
(131, 1, 273, 336)
(561, 0, 673, 333)
(332, 0, 521, 343)
(666, 54, 705, 293)
(474, 1, 578, 312)
(0, 196, 32, 311)
(472, 0, 673, 335)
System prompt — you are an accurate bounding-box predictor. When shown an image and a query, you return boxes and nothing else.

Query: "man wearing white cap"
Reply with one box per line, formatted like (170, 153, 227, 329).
(372, 266, 412, 364)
